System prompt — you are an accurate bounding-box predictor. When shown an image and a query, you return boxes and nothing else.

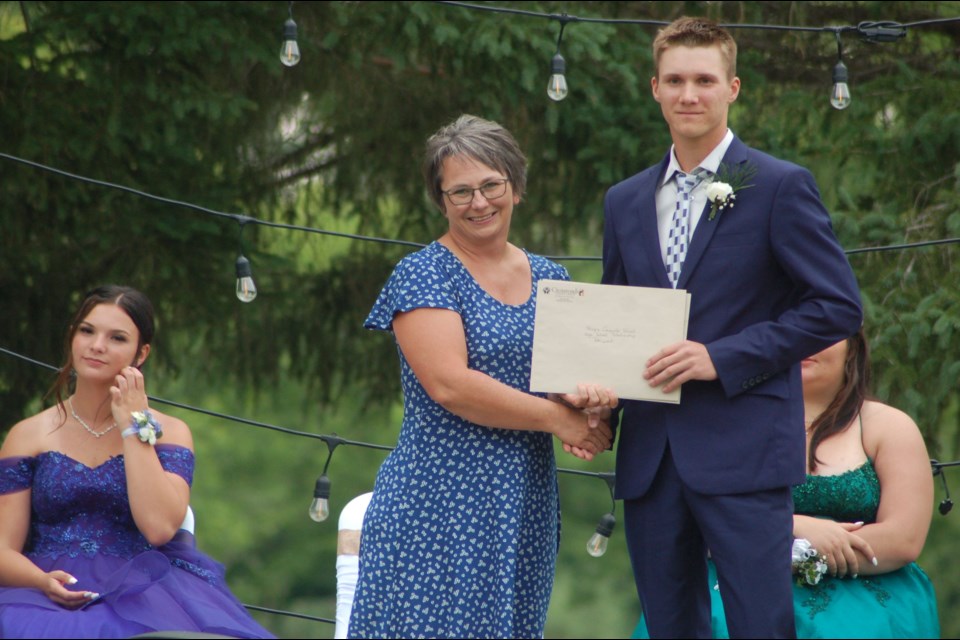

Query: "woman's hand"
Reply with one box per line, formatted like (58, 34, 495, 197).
(794, 515, 878, 578)
(110, 366, 149, 427)
(37, 570, 98, 609)
(556, 413, 613, 461)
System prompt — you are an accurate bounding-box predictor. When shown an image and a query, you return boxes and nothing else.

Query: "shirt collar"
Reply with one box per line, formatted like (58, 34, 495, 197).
(661, 129, 736, 188)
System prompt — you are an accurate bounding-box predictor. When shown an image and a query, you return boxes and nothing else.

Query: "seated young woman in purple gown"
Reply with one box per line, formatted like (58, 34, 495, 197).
(0, 285, 274, 639)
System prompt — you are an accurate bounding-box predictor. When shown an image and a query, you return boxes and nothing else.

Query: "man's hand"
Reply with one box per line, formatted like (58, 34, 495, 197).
(644, 340, 717, 393)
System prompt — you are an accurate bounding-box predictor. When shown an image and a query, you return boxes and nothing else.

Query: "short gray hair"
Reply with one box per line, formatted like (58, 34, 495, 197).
(423, 115, 527, 211)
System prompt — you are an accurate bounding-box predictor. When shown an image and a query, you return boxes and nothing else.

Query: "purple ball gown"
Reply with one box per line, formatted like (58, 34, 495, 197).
(0, 444, 274, 638)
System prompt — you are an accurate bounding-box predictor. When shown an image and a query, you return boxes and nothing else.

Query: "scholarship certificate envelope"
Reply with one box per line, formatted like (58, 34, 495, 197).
(530, 280, 691, 404)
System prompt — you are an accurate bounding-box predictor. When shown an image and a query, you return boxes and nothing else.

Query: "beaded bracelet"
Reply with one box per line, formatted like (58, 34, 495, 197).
(121, 409, 164, 445)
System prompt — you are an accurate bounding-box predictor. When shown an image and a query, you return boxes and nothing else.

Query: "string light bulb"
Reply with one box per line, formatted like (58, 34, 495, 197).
(309, 474, 331, 522)
(235, 255, 258, 302)
(309, 436, 343, 523)
(831, 61, 850, 110)
(830, 32, 851, 110)
(547, 53, 568, 102)
(586, 512, 616, 557)
(933, 461, 954, 516)
(280, 2, 301, 67)
(546, 16, 572, 102)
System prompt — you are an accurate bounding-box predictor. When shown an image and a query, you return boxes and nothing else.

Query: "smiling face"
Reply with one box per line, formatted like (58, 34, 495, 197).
(652, 45, 740, 150)
(70, 303, 149, 383)
(439, 155, 519, 247)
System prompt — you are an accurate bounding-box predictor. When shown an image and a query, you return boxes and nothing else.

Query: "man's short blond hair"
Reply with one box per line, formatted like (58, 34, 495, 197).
(653, 17, 737, 80)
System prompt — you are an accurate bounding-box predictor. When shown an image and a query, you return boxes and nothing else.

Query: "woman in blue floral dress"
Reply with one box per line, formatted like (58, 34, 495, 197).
(348, 115, 615, 639)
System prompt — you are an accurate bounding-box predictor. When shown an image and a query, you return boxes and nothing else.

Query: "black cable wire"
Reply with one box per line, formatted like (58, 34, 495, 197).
(844, 237, 960, 255)
(0, 152, 426, 251)
(436, 2, 960, 33)
(242, 604, 334, 625)
(0, 347, 614, 482)
(1, 151, 957, 261)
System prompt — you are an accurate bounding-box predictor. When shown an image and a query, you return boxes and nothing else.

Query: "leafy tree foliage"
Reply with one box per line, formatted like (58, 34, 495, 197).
(2, 2, 959, 637)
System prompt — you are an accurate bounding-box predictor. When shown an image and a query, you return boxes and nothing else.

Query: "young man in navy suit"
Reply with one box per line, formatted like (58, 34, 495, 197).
(602, 17, 862, 638)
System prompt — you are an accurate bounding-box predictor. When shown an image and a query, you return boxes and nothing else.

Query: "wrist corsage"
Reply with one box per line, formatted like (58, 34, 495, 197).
(122, 409, 164, 445)
(792, 538, 828, 586)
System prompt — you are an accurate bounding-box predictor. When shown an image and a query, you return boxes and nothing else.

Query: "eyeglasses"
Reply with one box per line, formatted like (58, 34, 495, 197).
(441, 178, 509, 205)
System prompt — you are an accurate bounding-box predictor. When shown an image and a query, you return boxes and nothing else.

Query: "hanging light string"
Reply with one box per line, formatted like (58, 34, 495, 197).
(2, 339, 957, 625)
(0, 151, 957, 261)
(0, 345, 612, 472)
(4, 343, 955, 498)
(0, 151, 424, 250)
(434, 2, 957, 110)
(437, 1, 958, 32)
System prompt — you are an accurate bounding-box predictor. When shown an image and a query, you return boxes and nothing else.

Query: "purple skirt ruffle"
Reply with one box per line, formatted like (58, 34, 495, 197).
(0, 532, 274, 639)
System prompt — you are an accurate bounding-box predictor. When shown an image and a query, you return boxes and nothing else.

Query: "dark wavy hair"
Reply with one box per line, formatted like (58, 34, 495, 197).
(807, 328, 871, 472)
(46, 285, 156, 420)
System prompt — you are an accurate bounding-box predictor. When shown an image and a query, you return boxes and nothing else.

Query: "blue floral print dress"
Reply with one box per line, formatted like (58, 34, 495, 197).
(348, 241, 569, 639)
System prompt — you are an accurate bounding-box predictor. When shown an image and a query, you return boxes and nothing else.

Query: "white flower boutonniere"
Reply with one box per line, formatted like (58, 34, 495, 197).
(792, 538, 828, 586)
(706, 161, 758, 221)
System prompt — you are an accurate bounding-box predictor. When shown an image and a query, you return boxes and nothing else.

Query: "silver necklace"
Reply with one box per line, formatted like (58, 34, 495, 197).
(68, 398, 117, 438)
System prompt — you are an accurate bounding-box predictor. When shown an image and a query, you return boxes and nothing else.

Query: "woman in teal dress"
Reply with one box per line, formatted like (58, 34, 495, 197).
(634, 328, 939, 638)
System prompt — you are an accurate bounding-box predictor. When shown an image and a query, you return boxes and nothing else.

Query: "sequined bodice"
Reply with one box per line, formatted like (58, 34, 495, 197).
(792, 459, 880, 524)
(0, 445, 194, 560)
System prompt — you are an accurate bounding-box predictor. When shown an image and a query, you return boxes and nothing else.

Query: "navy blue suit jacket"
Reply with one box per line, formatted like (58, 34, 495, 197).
(602, 136, 862, 500)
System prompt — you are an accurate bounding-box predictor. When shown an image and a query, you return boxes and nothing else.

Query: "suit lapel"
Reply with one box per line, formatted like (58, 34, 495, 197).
(639, 155, 673, 288)
(677, 138, 751, 290)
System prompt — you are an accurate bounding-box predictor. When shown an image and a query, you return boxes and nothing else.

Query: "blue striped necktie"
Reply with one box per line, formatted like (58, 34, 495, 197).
(665, 168, 707, 287)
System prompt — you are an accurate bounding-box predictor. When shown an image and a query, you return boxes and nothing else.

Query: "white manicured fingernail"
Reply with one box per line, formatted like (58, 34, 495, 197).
(872, 557, 878, 566)
(66, 576, 78, 585)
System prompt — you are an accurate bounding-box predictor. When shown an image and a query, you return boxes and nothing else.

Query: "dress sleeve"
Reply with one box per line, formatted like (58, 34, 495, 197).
(531, 253, 571, 284)
(0, 456, 35, 495)
(156, 445, 195, 487)
(364, 249, 461, 332)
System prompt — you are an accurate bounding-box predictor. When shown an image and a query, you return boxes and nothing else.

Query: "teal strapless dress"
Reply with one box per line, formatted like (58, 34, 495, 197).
(633, 461, 940, 638)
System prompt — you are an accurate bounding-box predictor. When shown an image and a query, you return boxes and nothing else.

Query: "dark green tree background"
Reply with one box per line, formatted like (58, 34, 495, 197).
(1, 2, 958, 637)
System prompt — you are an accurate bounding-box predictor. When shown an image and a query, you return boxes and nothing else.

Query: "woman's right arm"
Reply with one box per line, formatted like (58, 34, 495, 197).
(392, 307, 612, 457)
(0, 424, 93, 607)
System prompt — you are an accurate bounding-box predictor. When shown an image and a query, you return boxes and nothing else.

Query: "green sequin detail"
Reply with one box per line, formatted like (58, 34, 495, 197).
(793, 460, 880, 524)
(792, 461, 889, 617)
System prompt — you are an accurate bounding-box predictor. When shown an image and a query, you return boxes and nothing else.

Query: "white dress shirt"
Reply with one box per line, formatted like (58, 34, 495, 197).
(656, 129, 736, 268)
